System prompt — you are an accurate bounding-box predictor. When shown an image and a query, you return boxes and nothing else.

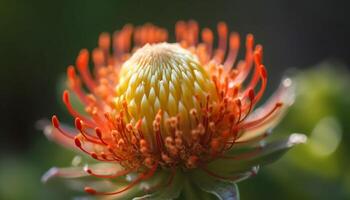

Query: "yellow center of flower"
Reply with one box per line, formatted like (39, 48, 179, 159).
(114, 43, 217, 136)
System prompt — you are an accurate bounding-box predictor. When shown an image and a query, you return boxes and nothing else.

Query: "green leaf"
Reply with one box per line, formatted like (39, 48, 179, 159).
(178, 178, 217, 200)
(133, 170, 184, 200)
(190, 171, 240, 200)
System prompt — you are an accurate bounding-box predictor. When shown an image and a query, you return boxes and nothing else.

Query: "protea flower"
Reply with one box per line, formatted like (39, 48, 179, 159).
(41, 21, 306, 199)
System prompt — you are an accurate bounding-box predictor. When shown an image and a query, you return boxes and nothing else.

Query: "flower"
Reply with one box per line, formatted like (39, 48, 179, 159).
(42, 21, 307, 199)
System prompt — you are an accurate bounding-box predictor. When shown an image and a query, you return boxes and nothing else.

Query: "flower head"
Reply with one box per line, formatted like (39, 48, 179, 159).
(42, 21, 306, 199)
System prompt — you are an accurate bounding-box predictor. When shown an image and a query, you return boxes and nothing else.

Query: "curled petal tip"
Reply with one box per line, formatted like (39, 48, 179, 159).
(251, 166, 260, 176)
(83, 165, 89, 172)
(35, 119, 53, 139)
(280, 77, 296, 106)
(287, 133, 308, 147)
(41, 167, 59, 183)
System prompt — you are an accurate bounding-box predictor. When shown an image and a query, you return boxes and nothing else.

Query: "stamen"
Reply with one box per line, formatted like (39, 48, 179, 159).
(76, 49, 97, 91)
(92, 48, 105, 69)
(235, 99, 242, 123)
(234, 34, 254, 83)
(95, 127, 108, 145)
(153, 110, 164, 153)
(239, 89, 255, 122)
(224, 32, 240, 70)
(175, 21, 186, 42)
(62, 90, 95, 127)
(215, 22, 228, 62)
(201, 28, 213, 56)
(253, 65, 268, 104)
(239, 102, 283, 130)
(188, 20, 199, 45)
(114, 25, 134, 56)
(224, 128, 239, 151)
(51, 115, 75, 139)
(98, 32, 110, 63)
(84, 166, 134, 179)
(66, 66, 90, 105)
(74, 136, 114, 162)
(74, 118, 102, 144)
(73, 136, 91, 156)
(245, 48, 263, 90)
(84, 163, 158, 196)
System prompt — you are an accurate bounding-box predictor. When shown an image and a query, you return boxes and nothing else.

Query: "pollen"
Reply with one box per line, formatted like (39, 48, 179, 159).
(114, 43, 217, 137)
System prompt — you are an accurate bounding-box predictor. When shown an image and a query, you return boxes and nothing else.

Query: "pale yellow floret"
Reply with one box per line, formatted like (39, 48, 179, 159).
(114, 43, 217, 137)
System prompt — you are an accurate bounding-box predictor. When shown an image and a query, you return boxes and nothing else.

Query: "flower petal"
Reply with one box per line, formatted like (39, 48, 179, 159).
(42, 163, 125, 183)
(237, 77, 295, 142)
(193, 166, 257, 185)
(43, 165, 150, 200)
(37, 119, 78, 150)
(41, 166, 88, 183)
(209, 133, 307, 174)
(101, 171, 170, 200)
(66, 178, 144, 200)
(179, 178, 217, 200)
(98, 182, 144, 200)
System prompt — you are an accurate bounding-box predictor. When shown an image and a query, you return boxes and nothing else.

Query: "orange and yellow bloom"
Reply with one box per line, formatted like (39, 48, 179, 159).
(42, 21, 306, 199)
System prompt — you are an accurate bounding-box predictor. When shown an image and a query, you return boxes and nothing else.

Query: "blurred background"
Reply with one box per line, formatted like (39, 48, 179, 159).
(0, 0, 349, 199)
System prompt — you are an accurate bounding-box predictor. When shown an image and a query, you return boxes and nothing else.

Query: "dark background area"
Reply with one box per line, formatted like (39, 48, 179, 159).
(0, 0, 349, 199)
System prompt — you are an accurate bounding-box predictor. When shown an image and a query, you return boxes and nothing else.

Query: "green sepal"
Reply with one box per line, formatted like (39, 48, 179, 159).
(133, 170, 184, 200)
(189, 171, 240, 200)
(177, 177, 217, 200)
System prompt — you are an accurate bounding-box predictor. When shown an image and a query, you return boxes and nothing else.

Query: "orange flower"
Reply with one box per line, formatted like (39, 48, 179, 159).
(42, 21, 306, 199)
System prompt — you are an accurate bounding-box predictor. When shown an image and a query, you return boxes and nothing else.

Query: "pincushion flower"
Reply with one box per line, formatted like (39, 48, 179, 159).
(42, 21, 307, 199)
